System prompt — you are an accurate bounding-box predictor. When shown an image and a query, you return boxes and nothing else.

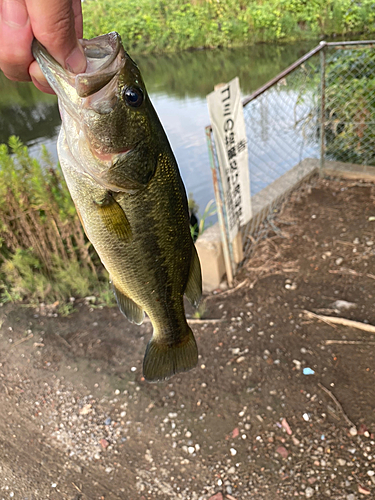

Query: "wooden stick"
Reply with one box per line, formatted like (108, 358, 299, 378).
(318, 383, 355, 428)
(334, 240, 355, 246)
(303, 310, 337, 328)
(329, 268, 375, 280)
(143, 317, 224, 325)
(325, 340, 375, 345)
(304, 310, 375, 333)
(14, 333, 33, 346)
(215, 279, 248, 297)
(72, 483, 83, 493)
(187, 318, 225, 324)
(54, 332, 71, 348)
(72, 482, 90, 499)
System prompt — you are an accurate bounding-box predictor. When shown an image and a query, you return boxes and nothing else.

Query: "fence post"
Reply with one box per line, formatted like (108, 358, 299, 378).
(319, 41, 326, 177)
(205, 126, 234, 287)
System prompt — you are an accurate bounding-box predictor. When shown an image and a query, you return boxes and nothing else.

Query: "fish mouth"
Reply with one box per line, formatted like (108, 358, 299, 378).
(32, 32, 125, 115)
(76, 33, 123, 98)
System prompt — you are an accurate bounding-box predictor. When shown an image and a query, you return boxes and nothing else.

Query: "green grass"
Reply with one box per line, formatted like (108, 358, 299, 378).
(0, 138, 113, 308)
(82, 0, 375, 55)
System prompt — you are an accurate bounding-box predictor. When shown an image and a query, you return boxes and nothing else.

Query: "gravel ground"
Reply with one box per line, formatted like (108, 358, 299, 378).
(0, 176, 375, 499)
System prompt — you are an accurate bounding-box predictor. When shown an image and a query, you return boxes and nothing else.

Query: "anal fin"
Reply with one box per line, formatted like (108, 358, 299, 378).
(184, 244, 202, 307)
(112, 282, 144, 325)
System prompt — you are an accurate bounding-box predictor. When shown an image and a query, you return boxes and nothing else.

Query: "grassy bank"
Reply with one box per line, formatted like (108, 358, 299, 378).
(82, 0, 375, 54)
(0, 138, 113, 308)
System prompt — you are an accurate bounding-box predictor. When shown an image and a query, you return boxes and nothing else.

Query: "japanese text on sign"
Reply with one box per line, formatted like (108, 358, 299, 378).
(207, 77, 252, 241)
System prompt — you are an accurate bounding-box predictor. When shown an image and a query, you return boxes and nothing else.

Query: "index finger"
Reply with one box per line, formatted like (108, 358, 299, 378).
(0, 0, 33, 81)
(26, 0, 86, 74)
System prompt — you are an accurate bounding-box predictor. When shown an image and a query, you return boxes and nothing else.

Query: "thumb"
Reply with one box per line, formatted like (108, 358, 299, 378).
(26, 0, 86, 73)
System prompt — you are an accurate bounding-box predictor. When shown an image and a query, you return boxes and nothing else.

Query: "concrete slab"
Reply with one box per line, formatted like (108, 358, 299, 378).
(323, 160, 375, 181)
(195, 223, 226, 293)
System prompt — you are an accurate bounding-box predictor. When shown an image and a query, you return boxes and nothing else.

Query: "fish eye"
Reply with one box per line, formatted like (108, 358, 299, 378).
(122, 86, 144, 107)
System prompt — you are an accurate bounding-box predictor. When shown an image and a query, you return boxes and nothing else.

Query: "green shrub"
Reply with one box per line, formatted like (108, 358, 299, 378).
(82, 0, 375, 54)
(0, 138, 113, 306)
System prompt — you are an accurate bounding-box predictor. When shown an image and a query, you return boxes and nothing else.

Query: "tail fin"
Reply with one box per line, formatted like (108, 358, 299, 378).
(143, 327, 198, 382)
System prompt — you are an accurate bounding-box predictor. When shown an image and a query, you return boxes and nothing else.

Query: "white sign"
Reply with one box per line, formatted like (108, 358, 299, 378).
(207, 77, 251, 241)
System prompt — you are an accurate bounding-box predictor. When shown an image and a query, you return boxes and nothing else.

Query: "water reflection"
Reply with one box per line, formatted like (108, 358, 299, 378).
(0, 40, 318, 218)
(0, 72, 59, 147)
(137, 41, 316, 98)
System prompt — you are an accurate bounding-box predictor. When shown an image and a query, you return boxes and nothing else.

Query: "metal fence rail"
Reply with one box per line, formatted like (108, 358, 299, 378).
(206, 40, 375, 279)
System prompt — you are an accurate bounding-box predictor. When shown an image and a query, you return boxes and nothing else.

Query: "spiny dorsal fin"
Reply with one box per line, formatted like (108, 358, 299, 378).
(184, 244, 202, 308)
(112, 281, 144, 325)
(94, 192, 132, 241)
(143, 326, 198, 382)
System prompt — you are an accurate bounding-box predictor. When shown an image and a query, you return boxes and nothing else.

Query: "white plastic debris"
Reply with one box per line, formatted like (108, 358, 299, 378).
(333, 300, 356, 310)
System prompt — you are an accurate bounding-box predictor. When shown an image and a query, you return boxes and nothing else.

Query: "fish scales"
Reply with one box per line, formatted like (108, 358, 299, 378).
(64, 148, 192, 332)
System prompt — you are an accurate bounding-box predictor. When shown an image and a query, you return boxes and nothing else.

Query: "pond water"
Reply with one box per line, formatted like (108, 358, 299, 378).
(0, 40, 319, 219)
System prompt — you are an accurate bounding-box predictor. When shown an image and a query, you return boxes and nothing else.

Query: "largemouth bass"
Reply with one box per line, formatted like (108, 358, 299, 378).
(32, 32, 202, 382)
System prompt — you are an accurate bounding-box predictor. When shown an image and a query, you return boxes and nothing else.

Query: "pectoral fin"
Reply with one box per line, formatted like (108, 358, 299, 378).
(94, 192, 132, 241)
(184, 244, 202, 308)
(112, 281, 144, 325)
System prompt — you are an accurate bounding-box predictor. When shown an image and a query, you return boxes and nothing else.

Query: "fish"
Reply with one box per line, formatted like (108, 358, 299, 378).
(32, 32, 202, 382)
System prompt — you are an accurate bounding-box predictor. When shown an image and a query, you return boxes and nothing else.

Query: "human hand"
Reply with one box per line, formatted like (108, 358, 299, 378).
(0, 0, 86, 94)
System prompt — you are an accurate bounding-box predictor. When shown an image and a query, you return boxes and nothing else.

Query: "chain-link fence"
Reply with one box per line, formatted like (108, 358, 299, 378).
(324, 44, 375, 166)
(206, 40, 375, 281)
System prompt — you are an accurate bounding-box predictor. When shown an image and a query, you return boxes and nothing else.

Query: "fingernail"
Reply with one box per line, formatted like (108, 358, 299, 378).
(65, 45, 86, 74)
(2, 0, 28, 28)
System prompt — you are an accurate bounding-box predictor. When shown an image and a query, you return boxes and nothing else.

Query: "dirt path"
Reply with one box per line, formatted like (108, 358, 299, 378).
(1, 177, 375, 499)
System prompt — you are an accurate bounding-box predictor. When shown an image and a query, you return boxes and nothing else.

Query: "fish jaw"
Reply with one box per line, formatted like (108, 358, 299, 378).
(32, 33, 125, 122)
(32, 38, 80, 120)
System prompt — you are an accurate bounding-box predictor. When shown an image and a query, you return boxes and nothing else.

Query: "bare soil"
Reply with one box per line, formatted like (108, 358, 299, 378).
(1, 177, 375, 500)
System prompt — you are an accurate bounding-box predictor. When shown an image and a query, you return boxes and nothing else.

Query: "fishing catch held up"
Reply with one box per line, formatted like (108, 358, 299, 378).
(32, 32, 202, 382)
